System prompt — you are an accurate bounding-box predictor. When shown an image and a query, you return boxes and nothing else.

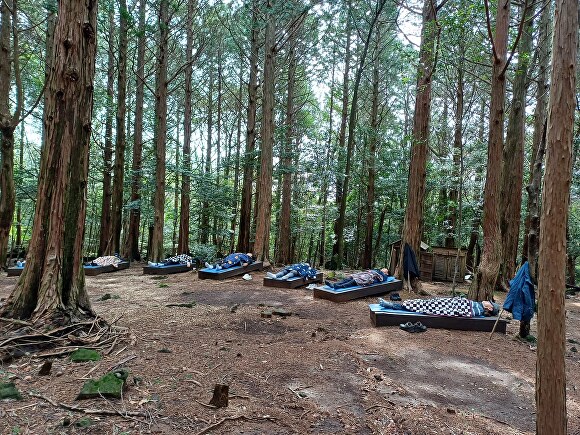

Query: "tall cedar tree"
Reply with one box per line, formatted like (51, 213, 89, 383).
(536, 0, 577, 431)
(1, 0, 98, 323)
(150, 0, 170, 262)
(0, 0, 22, 269)
(112, 0, 129, 254)
(395, 0, 438, 285)
(332, 0, 387, 269)
(124, 0, 146, 260)
(253, 0, 276, 261)
(468, 0, 510, 301)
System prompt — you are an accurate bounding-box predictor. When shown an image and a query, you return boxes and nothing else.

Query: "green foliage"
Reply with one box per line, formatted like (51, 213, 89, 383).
(70, 349, 102, 362)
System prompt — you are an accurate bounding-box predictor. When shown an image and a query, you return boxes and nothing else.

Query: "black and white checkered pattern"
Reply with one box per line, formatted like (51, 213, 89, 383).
(402, 297, 474, 317)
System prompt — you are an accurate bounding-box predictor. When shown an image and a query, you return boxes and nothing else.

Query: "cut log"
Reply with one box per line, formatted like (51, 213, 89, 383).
(209, 383, 229, 408)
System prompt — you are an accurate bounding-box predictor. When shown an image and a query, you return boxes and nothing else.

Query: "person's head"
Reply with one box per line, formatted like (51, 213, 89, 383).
(246, 253, 253, 258)
(380, 268, 390, 275)
(482, 301, 500, 316)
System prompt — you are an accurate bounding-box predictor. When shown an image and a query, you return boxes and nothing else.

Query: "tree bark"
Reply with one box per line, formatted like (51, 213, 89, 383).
(330, 1, 351, 268)
(536, 1, 577, 432)
(111, 0, 129, 255)
(395, 0, 438, 287)
(253, 0, 276, 262)
(522, 0, 551, 266)
(362, 27, 382, 269)
(469, 0, 510, 301)
(499, 2, 532, 284)
(276, 25, 298, 265)
(123, 0, 146, 261)
(178, 0, 196, 254)
(98, 6, 115, 256)
(1, 0, 98, 323)
(201, 57, 213, 245)
(0, 0, 22, 268)
(150, 0, 169, 262)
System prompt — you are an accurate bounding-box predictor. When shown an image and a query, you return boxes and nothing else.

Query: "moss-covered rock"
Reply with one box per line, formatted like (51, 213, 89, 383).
(77, 369, 129, 400)
(0, 382, 22, 400)
(70, 349, 102, 362)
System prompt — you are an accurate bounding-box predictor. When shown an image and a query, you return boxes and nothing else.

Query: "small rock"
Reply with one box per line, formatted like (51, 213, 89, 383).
(374, 374, 383, 381)
(56, 371, 64, 377)
(261, 310, 272, 318)
(572, 346, 578, 353)
(447, 408, 456, 414)
(158, 348, 172, 353)
(230, 304, 239, 313)
(272, 308, 291, 317)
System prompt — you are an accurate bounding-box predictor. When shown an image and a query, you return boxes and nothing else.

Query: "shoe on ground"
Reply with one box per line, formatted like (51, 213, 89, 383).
(204, 262, 212, 269)
(242, 273, 252, 281)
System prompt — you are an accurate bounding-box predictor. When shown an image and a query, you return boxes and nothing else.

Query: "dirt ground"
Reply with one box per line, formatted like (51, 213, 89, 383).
(1, 265, 580, 434)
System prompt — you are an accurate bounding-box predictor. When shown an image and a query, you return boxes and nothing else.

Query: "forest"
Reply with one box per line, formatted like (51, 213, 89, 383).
(0, 0, 578, 433)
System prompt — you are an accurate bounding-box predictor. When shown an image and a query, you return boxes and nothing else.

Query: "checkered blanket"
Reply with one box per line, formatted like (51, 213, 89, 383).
(166, 254, 193, 264)
(402, 297, 476, 317)
(91, 256, 122, 267)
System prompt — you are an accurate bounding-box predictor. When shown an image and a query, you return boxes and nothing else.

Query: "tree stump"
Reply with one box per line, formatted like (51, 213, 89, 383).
(38, 360, 52, 376)
(209, 384, 229, 408)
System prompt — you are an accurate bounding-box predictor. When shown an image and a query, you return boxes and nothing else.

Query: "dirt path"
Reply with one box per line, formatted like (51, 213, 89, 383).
(1, 265, 580, 434)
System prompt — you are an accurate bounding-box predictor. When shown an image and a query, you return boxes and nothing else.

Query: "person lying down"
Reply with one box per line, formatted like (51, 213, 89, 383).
(148, 254, 194, 267)
(86, 255, 123, 267)
(378, 296, 500, 317)
(204, 252, 254, 270)
(265, 263, 317, 280)
(325, 268, 391, 289)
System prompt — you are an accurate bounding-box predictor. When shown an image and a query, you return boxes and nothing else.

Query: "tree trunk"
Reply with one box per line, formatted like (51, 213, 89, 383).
(236, 0, 259, 254)
(178, 0, 196, 254)
(98, 6, 115, 257)
(446, 37, 465, 251)
(536, 1, 577, 432)
(469, 0, 510, 301)
(111, 0, 128, 255)
(330, 3, 351, 269)
(499, 2, 532, 284)
(123, 0, 146, 261)
(1, 0, 98, 323)
(229, 53, 244, 252)
(150, 0, 169, 262)
(253, 0, 276, 262)
(277, 27, 298, 265)
(522, 0, 551, 266)
(395, 0, 438, 287)
(201, 58, 213, 245)
(466, 99, 486, 271)
(362, 27, 381, 269)
(333, 0, 387, 270)
(0, 0, 20, 269)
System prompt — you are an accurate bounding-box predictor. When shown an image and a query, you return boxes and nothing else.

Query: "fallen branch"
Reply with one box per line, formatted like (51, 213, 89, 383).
(108, 354, 137, 371)
(194, 415, 247, 435)
(30, 392, 147, 418)
(194, 415, 277, 435)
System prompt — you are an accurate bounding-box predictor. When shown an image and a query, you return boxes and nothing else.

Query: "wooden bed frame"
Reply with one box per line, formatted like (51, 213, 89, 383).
(313, 279, 403, 302)
(143, 263, 196, 275)
(7, 266, 23, 277)
(368, 304, 508, 333)
(84, 261, 130, 276)
(198, 261, 263, 280)
(263, 272, 323, 289)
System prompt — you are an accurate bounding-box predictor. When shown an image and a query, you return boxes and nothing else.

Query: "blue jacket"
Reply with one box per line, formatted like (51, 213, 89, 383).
(287, 263, 317, 279)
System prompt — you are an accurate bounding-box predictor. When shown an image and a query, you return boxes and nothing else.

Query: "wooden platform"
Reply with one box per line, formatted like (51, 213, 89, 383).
(198, 261, 263, 280)
(313, 279, 403, 302)
(7, 266, 23, 277)
(143, 263, 195, 275)
(84, 261, 130, 276)
(263, 272, 323, 288)
(368, 304, 508, 333)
